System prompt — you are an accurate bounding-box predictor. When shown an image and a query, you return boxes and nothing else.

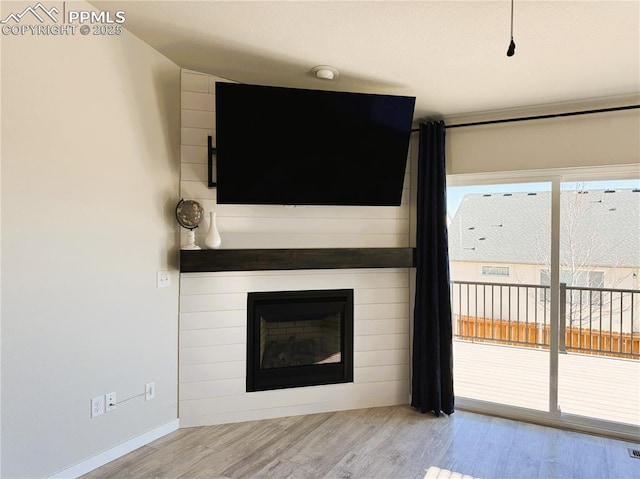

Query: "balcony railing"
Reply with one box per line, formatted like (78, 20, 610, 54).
(451, 281, 640, 359)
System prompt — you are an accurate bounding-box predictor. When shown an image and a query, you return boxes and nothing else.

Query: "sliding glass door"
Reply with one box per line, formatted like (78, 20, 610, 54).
(557, 180, 640, 426)
(448, 175, 640, 434)
(448, 181, 552, 411)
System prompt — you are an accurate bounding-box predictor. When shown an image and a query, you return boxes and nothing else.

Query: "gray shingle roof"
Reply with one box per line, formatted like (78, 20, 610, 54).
(448, 189, 640, 267)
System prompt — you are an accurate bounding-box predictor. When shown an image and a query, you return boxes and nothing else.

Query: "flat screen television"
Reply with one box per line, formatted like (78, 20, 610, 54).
(214, 82, 416, 206)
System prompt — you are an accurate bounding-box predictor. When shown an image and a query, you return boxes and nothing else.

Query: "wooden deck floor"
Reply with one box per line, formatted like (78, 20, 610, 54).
(453, 340, 640, 426)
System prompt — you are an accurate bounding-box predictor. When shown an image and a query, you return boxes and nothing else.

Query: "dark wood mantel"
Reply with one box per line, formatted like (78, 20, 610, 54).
(180, 248, 416, 273)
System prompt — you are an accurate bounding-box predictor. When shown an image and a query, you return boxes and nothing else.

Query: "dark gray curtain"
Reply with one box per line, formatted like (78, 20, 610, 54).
(411, 121, 454, 416)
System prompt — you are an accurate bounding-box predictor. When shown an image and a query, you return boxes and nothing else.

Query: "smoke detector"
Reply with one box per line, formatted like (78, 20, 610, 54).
(311, 65, 340, 80)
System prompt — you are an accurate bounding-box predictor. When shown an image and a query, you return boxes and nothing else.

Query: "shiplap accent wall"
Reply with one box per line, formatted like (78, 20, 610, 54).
(179, 69, 413, 426)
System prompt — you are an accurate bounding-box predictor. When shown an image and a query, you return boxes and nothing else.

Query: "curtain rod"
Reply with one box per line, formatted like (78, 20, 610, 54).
(412, 104, 640, 132)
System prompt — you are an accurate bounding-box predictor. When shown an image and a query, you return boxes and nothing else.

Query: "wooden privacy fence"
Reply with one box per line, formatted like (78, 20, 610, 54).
(456, 315, 640, 359)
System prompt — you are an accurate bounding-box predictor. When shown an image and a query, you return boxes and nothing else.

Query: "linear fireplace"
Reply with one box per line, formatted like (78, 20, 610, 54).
(246, 289, 354, 392)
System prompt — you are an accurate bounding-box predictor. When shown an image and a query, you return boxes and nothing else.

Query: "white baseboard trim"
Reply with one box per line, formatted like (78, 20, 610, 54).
(48, 419, 180, 479)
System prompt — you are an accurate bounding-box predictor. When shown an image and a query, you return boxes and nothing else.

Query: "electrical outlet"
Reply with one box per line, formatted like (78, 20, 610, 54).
(157, 271, 170, 288)
(145, 382, 155, 401)
(106, 392, 117, 412)
(91, 395, 105, 418)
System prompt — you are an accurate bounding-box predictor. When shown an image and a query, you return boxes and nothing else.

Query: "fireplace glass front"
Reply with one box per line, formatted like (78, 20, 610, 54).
(246, 289, 354, 392)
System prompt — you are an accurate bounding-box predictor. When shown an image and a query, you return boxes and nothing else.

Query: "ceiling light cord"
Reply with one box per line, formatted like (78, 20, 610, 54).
(507, 0, 516, 57)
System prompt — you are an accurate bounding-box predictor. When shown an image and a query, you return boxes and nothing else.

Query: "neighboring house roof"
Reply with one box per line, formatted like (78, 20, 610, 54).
(448, 189, 640, 267)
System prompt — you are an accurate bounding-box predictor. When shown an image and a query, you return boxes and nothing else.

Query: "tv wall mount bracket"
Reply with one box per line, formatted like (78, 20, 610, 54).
(208, 135, 217, 188)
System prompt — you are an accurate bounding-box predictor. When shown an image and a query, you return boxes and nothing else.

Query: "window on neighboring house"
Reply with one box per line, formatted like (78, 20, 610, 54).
(481, 265, 510, 276)
(539, 268, 605, 304)
(539, 268, 601, 286)
(540, 269, 571, 305)
(588, 271, 604, 288)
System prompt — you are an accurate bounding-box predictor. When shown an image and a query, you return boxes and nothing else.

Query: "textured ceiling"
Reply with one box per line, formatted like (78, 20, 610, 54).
(91, 1, 640, 119)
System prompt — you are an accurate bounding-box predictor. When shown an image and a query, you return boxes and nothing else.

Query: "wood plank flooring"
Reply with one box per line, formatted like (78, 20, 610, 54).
(81, 406, 640, 479)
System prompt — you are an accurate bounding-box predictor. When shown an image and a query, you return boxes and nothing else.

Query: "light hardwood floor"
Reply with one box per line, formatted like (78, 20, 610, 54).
(81, 406, 639, 479)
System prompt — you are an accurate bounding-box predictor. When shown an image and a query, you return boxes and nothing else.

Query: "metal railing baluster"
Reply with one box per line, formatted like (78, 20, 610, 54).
(450, 280, 638, 359)
(620, 293, 624, 354)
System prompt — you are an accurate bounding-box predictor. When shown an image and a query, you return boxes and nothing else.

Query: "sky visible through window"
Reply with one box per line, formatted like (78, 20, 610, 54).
(446, 178, 640, 218)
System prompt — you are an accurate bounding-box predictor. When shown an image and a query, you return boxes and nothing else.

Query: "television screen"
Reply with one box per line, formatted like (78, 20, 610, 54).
(214, 82, 415, 206)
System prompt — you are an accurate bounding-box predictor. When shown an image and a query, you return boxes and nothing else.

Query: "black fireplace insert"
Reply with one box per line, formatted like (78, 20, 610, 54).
(246, 289, 354, 392)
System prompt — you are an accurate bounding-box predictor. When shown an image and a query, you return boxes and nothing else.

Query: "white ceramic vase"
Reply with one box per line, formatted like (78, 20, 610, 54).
(204, 211, 222, 249)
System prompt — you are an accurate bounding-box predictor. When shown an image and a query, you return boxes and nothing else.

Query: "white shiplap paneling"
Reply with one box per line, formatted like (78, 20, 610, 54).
(181, 70, 209, 93)
(178, 268, 411, 425)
